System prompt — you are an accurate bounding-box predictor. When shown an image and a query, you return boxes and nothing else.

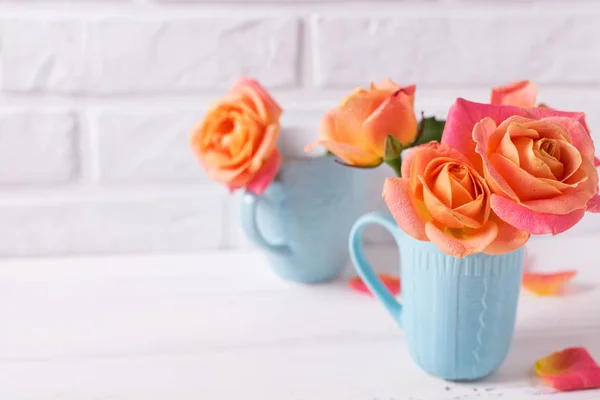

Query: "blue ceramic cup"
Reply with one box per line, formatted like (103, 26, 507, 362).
(349, 211, 525, 381)
(241, 156, 368, 284)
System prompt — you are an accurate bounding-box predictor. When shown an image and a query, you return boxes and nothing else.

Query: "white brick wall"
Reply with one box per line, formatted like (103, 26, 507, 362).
(92, 109, 208, 183)
(0, 1, 599, 256)
(0, 18, 299, 93)
(0, 110, 78, 184)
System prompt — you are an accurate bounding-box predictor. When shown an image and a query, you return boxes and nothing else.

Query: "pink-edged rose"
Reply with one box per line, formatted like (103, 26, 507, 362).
(191, 77, 282, 195)
(443, 99, 600, 235)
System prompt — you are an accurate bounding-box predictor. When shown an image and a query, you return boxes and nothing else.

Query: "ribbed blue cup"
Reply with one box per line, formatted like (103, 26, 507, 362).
(349, 211, 525, 381)
(241, 156, 369, 283)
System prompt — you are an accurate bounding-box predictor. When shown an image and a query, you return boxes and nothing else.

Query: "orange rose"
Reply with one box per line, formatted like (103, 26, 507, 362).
(191, 77, 282, 194)
(305, 78, 418, 167)
(383, 142, 529, 258)
(491, 80, 538, 107)
(473, 116, 599, 234)
(443, 99, 600, 236)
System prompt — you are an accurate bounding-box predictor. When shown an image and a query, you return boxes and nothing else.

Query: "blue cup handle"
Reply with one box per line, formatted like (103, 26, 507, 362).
(349, 211, 403, 327)
(241, 189, 291, 256)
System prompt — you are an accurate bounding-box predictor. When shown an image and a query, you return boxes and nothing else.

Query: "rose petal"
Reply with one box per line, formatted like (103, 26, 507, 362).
(473, 118, 520, 200)
(202, 147, 254, 184)
(483, 214, 530, 255)
(373, 79, 416, 106)
(524, 109, 590, 134)
(588, 194, 600, 213)
(443, 100, 509, 170)
(401, 147, 418, 179)
(428, 163, 475, 208)
(594, 156, 600, 167)
(242, 148, 282, 195)
(305, 140, 381, 167)
(522, 119, 573, 143)
(490, 117, 540, 161)
(394, 84, 417, 108)
(420, 176, 475, 229)
(449, 171, 476, 207)
(336, 89, 391, 153)
(547, 139, 583, 181)
(521, 158, 598, 215)
(230, 77, 282, 124)
(542, 117, 595, 163)
(522, 270, 577, 296)
(349, 274, 401, 296)
(193, 106, 251, 164)
(497, 125, 523, 164)
(405, 142, 472, 179)
(496, 116, 541, 138)
(400, 84, 417, 98)
(491, 194, 586, 235)
(453, 195, 488, 226)
(443, 98, 589, 171)
(251, 123, 280, 170)
(218, 93, 262, 123)
(490, 80, 537, 107)
(318, 108, 337, 141)
(535, 347, 600, 392)
(489, 153, 562, 201)
(542, 167, 588, 191)
(514, 137, 556, 180)
(429, 163, 455, 206)
(372, 78, 400, 92)
(383, 178, 428, 241)
(363, 94, 418, 148)
(424, 220, 498, 258)
(536, 347, 598, 377)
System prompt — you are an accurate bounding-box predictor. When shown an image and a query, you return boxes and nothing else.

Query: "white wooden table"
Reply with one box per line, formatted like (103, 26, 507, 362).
(1, 236, 599, 400)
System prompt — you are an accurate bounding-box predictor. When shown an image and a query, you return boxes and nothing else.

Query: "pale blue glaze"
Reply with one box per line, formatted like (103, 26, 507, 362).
(349, 211, 525, 381)
(241, 156, 369, 284)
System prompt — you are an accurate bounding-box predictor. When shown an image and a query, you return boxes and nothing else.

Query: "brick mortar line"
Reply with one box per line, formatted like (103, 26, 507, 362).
(2, 86, 600, 105)
(0, 188, 226, 204)
(1, 4, 599, 18)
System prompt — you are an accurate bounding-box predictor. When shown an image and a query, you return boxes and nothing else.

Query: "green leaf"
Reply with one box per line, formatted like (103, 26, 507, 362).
(413, 116, 446, 147)
(326, 150, 336, 157)
(384, 135, 404, 162)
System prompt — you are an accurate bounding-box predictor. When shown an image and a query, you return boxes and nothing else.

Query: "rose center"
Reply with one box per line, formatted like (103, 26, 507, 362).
(448, 164, 467, 180)
(212, 119, 234, 150)
(538, 138, 560, 160)
(447, 163, 479, 200)
(216, 119, 234, 136)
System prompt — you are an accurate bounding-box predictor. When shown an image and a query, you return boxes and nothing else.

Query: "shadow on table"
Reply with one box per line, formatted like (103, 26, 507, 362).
(485, 330, 600, 385)
(562, 283, 596, 296)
